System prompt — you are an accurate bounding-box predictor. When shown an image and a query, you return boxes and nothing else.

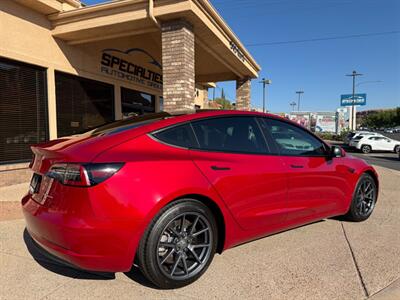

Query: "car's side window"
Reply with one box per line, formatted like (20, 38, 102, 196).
(262, 118, 327, 156)
(152, 124, 197, 148)
(191, 117, 268, 154)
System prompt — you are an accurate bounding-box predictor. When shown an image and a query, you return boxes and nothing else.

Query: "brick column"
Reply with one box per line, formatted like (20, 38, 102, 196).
(161, 19, 195, 112)
(236, 77, 251, 111)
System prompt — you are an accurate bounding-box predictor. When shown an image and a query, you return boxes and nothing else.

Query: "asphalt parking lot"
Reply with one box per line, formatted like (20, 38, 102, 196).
(1, 165, 399, 300)
(350, 152, 400, 171)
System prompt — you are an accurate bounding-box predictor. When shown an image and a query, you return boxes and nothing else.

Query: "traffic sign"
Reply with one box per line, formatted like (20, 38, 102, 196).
(340, 93, 367, 106)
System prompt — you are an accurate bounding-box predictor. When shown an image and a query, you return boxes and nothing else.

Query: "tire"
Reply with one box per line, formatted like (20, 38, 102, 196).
(344, 173, 377, 222)
(137, 199, 218, 289)
(361, 145, 372, 154)
(394, 145, 400, 154)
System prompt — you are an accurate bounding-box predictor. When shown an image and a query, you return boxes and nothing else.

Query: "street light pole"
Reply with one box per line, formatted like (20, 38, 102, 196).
(295, 91, 304, 111)
(289, 101, 296, 112)
(259, 78, 272, 113)
(346, 71, 363, 131)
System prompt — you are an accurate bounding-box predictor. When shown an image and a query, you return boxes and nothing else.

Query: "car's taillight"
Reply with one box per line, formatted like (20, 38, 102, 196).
(46, 163, 124, 187)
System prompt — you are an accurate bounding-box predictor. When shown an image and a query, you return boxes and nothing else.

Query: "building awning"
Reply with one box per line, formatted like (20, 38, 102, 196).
(46, 0, 261, 82)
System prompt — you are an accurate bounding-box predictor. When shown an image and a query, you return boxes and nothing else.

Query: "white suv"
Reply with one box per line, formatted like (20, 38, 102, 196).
(348, 132, 383, 147)
(354, 136, 400, 154)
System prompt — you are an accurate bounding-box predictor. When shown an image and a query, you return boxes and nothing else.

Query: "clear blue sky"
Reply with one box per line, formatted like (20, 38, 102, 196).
(84, 0, 400, 113)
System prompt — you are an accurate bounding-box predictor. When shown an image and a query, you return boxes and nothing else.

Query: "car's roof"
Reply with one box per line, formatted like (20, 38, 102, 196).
(86, 110, 290, 140)
(87, 110, 269, 133)
(76, 109, 332, 151)
(143, 110, 282, 131)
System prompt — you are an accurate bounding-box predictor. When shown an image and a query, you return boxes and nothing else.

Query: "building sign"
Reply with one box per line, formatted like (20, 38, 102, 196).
(100, 48, 163, 90)
(336, 107, 349, 133)
(340, 93, 367, 106)
(315, 114, 336, 133)
(229, 41, 245, 62)
(289, 113, 311, 129)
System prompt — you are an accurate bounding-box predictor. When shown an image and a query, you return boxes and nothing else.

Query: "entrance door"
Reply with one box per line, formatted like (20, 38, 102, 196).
(121, 87, 155, 118)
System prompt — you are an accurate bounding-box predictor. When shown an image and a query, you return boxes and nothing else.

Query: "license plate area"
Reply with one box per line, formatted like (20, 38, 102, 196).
(31, 174, 54, 205)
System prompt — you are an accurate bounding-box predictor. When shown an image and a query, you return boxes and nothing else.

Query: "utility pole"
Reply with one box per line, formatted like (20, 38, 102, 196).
(346, 70, 363, 131)
(259, 78, 272, 113)
(289, 101, 296, 112)
(295, 91, 304, 111)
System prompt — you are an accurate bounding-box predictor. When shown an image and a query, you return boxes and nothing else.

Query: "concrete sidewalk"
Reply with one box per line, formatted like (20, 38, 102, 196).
(0, 182, 29, 202)
(0, 182, 28, 221)
(0, 166, 399, 299)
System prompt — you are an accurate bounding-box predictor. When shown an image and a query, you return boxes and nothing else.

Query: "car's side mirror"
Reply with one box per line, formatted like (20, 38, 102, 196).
(330, 145, 344, 158)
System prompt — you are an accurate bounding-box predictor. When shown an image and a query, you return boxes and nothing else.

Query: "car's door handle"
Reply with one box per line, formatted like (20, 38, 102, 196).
(211, 166, 231, 171)
(290, 164, 304, 169)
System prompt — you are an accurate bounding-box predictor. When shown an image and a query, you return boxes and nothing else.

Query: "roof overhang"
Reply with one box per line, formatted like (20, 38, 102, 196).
(48, 0, 260, 81)
(15, 0, 82, 14)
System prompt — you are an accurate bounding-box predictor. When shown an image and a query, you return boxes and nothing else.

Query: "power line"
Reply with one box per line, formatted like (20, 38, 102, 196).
(246, 30, 400, 47)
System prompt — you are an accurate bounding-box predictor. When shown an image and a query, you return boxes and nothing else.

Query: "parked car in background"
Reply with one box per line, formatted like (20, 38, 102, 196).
(358, 126, 371, 131)
(353, 135, 400, 154)
(384, 128, 395, 133)
(348, 132, 384, 147)
(21, 111, 379, 289)
(344, 131, 376, 144)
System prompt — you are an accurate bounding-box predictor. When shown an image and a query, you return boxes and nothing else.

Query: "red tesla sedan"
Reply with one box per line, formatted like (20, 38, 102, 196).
(22, 110, 378, 288)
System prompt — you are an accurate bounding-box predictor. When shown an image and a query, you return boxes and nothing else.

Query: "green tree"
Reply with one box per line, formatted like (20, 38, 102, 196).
(360, 107, 400, 128)
(214, 97, 233, 109)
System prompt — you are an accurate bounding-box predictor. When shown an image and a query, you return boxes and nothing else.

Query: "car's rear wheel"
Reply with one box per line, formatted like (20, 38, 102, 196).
(137, 199, 217, 289)
(344, 173, 377, 222)
(361, 145, 372, 154)
(394, 145, 400, 153)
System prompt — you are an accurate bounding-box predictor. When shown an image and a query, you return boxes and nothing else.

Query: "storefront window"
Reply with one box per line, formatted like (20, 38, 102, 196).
(0, 58, 48, 164)
(159, 96, 164, 112)
(55, 72, 114, 137)
(121, 87, 155, 118)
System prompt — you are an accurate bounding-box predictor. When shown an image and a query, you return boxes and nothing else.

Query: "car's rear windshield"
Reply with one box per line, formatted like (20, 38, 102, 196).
(81, 112, 172, 137)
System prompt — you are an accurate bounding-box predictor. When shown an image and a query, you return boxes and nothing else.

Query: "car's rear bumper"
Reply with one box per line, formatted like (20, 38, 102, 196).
(21, 194, 143, 272)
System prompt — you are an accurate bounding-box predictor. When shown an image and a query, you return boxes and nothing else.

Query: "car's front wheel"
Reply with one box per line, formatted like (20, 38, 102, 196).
(361, 145, 372, 154)
(137, 199, 218, 289)
(344, 173, 377, 222)
(394, 145, 400, 154)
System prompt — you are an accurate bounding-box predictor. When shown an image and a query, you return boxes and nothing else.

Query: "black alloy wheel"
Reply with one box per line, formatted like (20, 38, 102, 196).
(345, 173, 377, 222)
(156, 212, 212, 280)
(137, 199, 217, 289)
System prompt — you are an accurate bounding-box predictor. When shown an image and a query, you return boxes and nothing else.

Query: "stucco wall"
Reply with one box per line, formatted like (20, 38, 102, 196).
(0, 0, 165, 127)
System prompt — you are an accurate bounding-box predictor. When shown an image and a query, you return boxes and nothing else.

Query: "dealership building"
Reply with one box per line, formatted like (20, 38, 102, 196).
(0, 0, 260, 184)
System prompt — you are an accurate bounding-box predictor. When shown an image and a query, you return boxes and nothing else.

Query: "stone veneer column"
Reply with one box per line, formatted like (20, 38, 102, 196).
(236, 77, 251, 111)
(161, 19, 195, 112)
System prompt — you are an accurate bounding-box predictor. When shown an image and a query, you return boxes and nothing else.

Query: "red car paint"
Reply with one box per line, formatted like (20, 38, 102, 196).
(21, 110, 378, 272)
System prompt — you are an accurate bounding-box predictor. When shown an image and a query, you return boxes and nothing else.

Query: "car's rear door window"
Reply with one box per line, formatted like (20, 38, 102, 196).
(190, 117, 268, 154)
(152, 124, 197, 148)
